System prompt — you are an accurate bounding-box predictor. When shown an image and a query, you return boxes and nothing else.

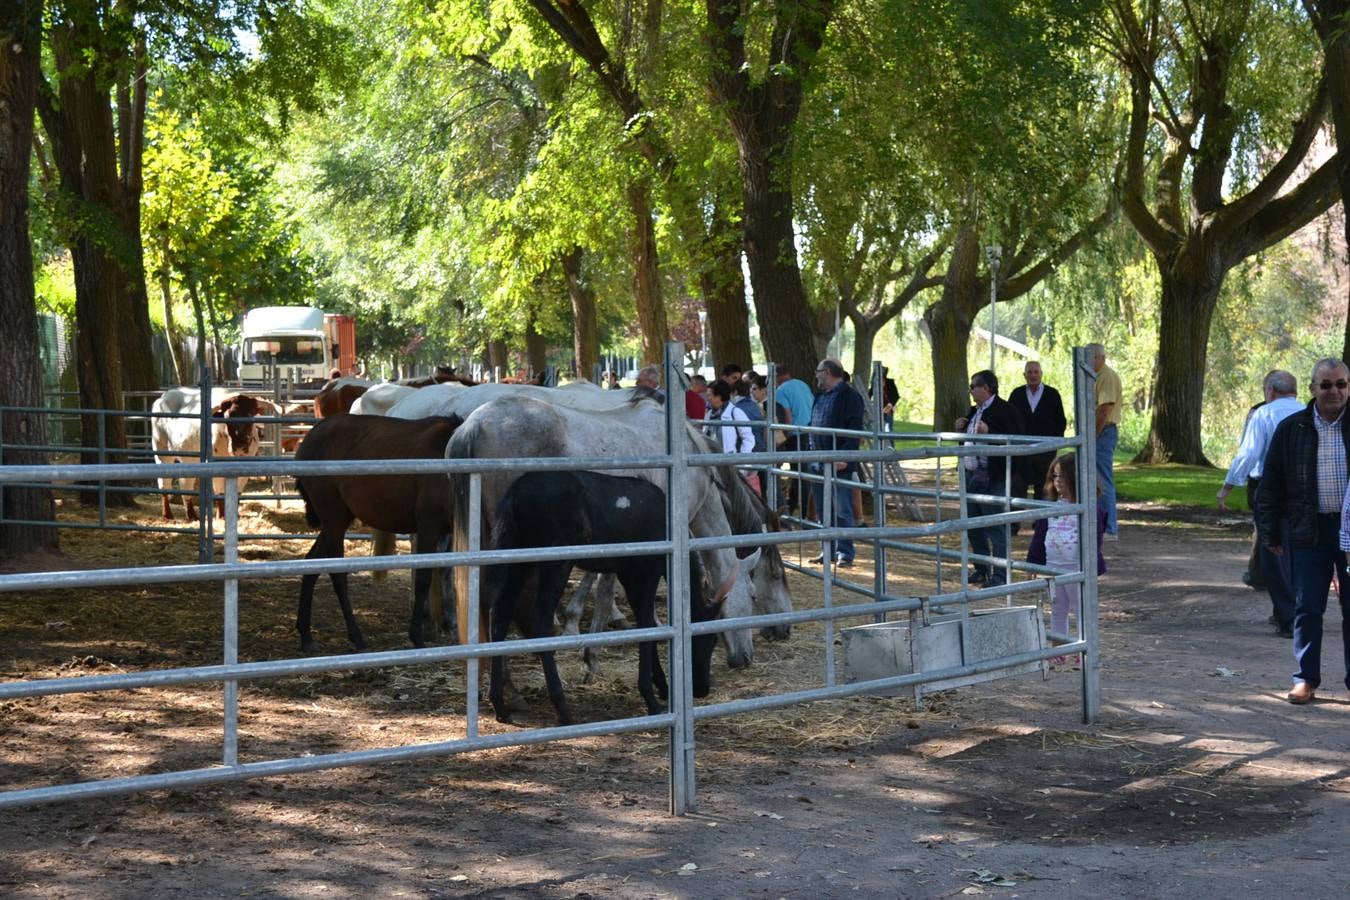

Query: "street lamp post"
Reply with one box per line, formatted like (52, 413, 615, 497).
(986, 246, 1001, 373)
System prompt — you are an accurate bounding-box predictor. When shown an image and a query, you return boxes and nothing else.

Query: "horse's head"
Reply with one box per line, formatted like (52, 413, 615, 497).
(711, 550, 759, 668)
(214, 395, 264, 456)
(742, 531, 791, 641)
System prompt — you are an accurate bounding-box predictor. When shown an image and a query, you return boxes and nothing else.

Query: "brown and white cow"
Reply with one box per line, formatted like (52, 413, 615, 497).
(151, 388, 277, 520)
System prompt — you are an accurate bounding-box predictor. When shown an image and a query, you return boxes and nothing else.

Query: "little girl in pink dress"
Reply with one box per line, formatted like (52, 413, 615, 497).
(1026, 453, 1107, 668)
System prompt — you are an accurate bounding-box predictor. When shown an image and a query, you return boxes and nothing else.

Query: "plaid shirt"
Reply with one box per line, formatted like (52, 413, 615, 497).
(1314, 407, 1348, 513)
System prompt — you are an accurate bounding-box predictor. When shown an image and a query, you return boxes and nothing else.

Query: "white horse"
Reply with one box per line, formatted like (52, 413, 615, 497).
(349, 382, 417, 416)
(448, 393, 793, 669)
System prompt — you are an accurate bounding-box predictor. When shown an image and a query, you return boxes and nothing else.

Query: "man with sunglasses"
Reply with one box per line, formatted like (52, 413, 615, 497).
(1256, 358, 1350, 705)
(1219, 370, 1302, 636)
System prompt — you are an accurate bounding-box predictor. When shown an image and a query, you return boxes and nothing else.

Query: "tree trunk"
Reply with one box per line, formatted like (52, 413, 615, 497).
(45, 23, 132, 473)
(1305, 1, 1350, 361)
(850, 316, 880, 389)
(207, 291, 228, 380)
(924, 225, 983, 431)
(628, 178, 669, 364)
(738, 128, 820, 381)
(524, 313, 548, 374)
(0, 0, 59, 558)
(158, 252, 189, 384)
(116, 34, 155, 394)
(1134, 256, 1223, 465)
(487, 339, 509, 375)
(700, 201, 752, 370)
(562, 246, 598, 377)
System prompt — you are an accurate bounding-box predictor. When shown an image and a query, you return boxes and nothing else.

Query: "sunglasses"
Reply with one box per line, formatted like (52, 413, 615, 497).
(1317, 380, 1350, 390)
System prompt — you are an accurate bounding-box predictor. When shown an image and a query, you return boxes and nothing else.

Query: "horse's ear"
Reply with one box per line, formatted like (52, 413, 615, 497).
(213, 398, 234, 416)
(741, 547, 762, 572)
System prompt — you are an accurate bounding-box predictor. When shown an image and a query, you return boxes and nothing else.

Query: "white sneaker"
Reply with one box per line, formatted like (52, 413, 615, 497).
(1103, 532, 1119, 542)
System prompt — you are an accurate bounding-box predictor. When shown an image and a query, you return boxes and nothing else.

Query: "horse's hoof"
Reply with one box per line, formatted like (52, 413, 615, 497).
(300, 639, 318, 654)
(581, 671, 596, 685)
(494, 711, 513, 724)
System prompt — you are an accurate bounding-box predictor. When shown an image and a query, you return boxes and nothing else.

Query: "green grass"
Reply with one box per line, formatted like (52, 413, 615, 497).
(1114, 460, 1235, 510)
(889, 422, 1234, 509)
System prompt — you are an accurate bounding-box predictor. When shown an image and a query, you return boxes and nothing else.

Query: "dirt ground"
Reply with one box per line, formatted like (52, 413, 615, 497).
(3, 494, 1350, 898)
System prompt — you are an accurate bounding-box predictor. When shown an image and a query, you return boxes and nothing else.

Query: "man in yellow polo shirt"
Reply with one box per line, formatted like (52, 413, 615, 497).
(1089, 343, 1122, 540)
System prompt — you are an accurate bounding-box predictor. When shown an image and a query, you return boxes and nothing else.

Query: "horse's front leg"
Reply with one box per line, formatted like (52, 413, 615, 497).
(626, 576, 664, 714)
(559, 571, 597, 635)
(536, 564, 574, 725)
(298, 532, 358, 652)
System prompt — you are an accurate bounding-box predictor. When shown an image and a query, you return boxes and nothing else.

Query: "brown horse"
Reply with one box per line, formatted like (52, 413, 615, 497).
(294, 413, 462, 652)
(313, 376, 374, 419)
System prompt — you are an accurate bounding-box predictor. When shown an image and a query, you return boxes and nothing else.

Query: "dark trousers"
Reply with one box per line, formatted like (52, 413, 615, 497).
(1289, 513, 1350, 690)
(1260, 517, 1295, 629)
(1245, 478, 1264, 585)
(781, 433, 803, 513)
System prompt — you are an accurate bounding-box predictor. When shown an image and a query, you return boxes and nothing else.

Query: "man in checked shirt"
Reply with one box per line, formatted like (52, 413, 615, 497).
(1256, 358, 1350, 705)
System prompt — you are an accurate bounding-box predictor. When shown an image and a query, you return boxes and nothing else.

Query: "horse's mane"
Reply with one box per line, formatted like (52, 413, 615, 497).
(629, 385, 665, 406)
(686, 424, 769, 534)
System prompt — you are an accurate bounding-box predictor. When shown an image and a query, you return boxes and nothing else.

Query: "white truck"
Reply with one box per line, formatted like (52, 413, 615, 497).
(237, 306, 355, 385)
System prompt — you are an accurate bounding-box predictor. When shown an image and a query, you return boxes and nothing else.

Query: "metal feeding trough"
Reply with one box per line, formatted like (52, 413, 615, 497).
(841, 604, 1047, 697)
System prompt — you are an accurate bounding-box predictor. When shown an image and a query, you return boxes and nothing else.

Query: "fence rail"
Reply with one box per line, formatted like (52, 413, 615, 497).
(0, 343, 1101, 813)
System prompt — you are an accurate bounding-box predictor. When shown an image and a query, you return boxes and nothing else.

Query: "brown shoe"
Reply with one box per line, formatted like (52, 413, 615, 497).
(1286, 682, 1315, 705)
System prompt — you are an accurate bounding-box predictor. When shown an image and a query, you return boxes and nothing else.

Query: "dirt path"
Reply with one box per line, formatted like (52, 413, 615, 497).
(4, 501, 1350, 898)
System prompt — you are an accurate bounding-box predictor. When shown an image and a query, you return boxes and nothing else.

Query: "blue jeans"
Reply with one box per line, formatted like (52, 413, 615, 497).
(1289, 514, 1350, 689)
(1261, 518, 1295, 629)
(965, 494, 1008, 586)
(811, 464, 856, 562)
(1096, 424, 1118, 534)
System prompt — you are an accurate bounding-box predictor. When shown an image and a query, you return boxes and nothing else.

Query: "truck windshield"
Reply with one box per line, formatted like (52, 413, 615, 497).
(245, 338, 324, 366)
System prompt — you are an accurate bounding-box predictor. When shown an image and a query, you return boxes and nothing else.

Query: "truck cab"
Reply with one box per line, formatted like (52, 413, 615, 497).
(238, 307, 355, 386)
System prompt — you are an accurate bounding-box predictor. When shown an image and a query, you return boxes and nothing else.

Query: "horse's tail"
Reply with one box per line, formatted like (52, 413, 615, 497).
(297, 479, 320, 528)
(489, 494, 517, 552)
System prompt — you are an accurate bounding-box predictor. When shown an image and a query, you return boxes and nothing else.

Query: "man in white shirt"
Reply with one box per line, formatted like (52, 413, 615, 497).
(1219, 370, 1304, 636)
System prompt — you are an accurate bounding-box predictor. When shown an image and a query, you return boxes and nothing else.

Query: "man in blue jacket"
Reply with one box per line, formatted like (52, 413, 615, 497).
(809, 358, 866, 567)
(1256, 358, 1350, 705)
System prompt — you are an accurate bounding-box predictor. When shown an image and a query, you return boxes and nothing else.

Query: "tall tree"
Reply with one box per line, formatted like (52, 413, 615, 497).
(1106, 0, 1339, 463)
(1303, 0, 1350, 362)
(1, 0, 58, 557)
(705, 0, 836, 380)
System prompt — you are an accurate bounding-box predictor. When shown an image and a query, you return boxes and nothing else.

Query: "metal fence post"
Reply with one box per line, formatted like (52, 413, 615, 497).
(870, 361, 887, 621)
(466, 472, 483, 740)
(97, 410, 107, 528)
(822, 462, 836, 687)
(766, 362, 779, 512)
(198, 364, 213, 563)
(223, 477, 240, 767)
(665, 341, 695, 815)
(1073, 346, 1101, 724)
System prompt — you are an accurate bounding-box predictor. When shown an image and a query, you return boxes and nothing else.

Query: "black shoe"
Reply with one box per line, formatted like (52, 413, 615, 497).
(968, 571, 988, 585)
(808, 554, 825, 565)
(1276, 623, 1294, 638)
(1243, 571, 1266, 590)
(1267, 614, 1279, 626)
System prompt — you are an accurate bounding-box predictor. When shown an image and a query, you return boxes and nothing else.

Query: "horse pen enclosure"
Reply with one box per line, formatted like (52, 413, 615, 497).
(0, 346, 1123, 895)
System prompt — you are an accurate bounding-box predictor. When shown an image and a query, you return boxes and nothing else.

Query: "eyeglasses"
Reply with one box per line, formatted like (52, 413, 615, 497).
(1317, 379, 1350, 390)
